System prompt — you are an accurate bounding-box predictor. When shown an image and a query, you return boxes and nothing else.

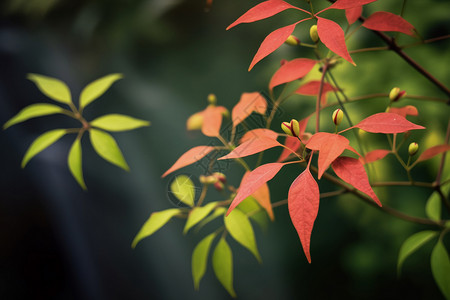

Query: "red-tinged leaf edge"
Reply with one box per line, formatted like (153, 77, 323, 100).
(242, 173, 274, 221)
(317, 0, 376, 14)
(361, 149, 391, 164)
(240, 129, 278, 144)
(345, 6, 362, 25)
(232, 92, 267, 127)
(362, 11, 415, 36)
(288, 167, 320, 263)
(317, 17, 355, 65)
(269, 58, 317, 90)
(343, 113, 425, 134)
(162, 146, 215, 177)
(332, 157, 381, 206)
(227, 0, 308, 30)
(218, 137, 282, 160)
(416, 145, 450, 163)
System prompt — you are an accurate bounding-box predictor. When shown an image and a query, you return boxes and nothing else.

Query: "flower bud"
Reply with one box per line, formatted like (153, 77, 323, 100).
(281, 119, 300, 137)
(332, 109, 343, 126)
(214, 181, 224, 192)
(186, 112, 203, 130)
(200, 175, 217, 185)
(285, 35, 300, 46)
(310, 25, 319, 43)
(408, 142, 419, 156)
(389, 87, 406, 102)
(207, 93, 217, 105)
(213, 172, 226, 184)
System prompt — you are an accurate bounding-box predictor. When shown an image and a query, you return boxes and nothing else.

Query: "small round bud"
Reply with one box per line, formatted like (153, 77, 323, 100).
(389, 87, 406, 102)
(280, 59, 288, 66)
(213, 172, 227, 184)
(281, 119, 300, 137)
(187, 112, 204, 130)
(408, 142, 419, 156)
(199, 175, 208, 184)
(332, 109, 344, 126)
(281, 121, 293, 136)
(285, 35, 300, 46)
(207, 93, 217, 105)
(214, 181, 224, 192)
(200, 175, 217, 185)
(310, 25, 319, 43)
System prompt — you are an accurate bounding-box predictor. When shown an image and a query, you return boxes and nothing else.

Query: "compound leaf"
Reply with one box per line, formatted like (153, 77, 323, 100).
(90, 114, 150, 132)
(27, 74, 72, 105)
(89, 128, 129, 171)
(68, 138, 86, 190)
(22, 129, 66, 168)
(212, 238, 236, 297)
(3, 103, 65, 130)
(79, 73, 123, 109)
(192, 232, 217, 290)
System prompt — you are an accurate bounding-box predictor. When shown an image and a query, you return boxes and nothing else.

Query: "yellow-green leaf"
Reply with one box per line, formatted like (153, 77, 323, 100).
(184, 202, 217, 234)
(397, 230, 438, 275)
(132, 208, 182, 248)
(237, 196, 269, 231)
(3, 103, 65, 130)
(426, 184, 449, 221)
(90, 114, 150, 132)
(195, 207, 226, 233)
(89, 129, 129, 171)
(170, 175, 196, 207)
(224, 208, 261, 263)
(79, 73, 123, 109)
(68, 138, 86, 190)
(22, 129, 66, 168)
(192, 232, 217, 290)
(431, 240, 450, 299)
(212, 238, 236, 298)
(27, 74, 72, 104)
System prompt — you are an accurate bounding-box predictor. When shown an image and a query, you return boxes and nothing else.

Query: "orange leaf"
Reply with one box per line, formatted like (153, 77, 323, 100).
(269, 58, 317, 90)
(361, 149, 390, 164)
(317, 17, 355, 65)
(277, 136, 301, 162)
(348, 113, 425, 134)
(241, 172, 274, 220)
(321, 0, 376, 11)
(232, 92, 267, 127)
(332, 156, 381, 206)
(295, 80, 337, 105)
(201, 105, 227, 137)
(388, 105, 418, 118)
(218, 137, 282, 160)
(240, 129, 279, 144)
(363, 11, 415, 36)
(162, 146, 215, 177)
(345, 6, 362, 24)
(288, 168, 320, 263)
(416, 145, 450, 163)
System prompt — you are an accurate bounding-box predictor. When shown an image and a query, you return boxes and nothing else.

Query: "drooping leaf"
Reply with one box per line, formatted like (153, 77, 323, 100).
(162, 146, 215, 178)
(195, 207, 227, 233)
(431, 240, 450, 299)
(184, 202, 218, 234)
(27, 74, 72, 104)
(332, 156, 381, 206)
(22, 129, 67, 168)
(226, 0, 305, 30)
(317, 17, 355, 65)
(269, 58, 317, 90)
(237, 197, 269, 230)
(277, 136, 302, 162)
(218, 137, 282, 160)
(79, 73, 123, 109)
(89, 128, 129, 171)
(295, 80, 337, 105)
(388, 105, 418, 118)
(202, 105, 226, 137)
(212, 238, 236, 297)
(306, 132, 349, 179)
(397, 230, 438, 274)
(323, 0, 376, 11)
(232, 92, 267, 127)
(225, 209, 261, 262)
(345, 6, 362, 24)
(227, 163, 286, 216)
(90, 114, 150, 132)
(363, 12, 415, 36)
(68, 138, 86, 190)
(361, 149, 391, 164)
(240, 172, 274, 220)
(348, 112, 425, 133)
(192, 232, 217, 290)
(131, 208, 182, 248)
(239, 129, 278, 144)
(3, 103, 65, 130)
(170, 175, 196, 207)
(288, 168, 320, 263)
(416, 145, 450, 163)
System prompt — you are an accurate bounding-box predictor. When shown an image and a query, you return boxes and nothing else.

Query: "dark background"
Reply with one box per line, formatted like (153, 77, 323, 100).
(0, 0, 449, 299)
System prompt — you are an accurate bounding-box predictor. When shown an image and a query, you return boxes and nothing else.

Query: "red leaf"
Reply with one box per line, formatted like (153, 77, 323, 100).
(162, 146, 215, 177)
(249, 23, 297, 71)
(269, 58, 317, 90)
(361, 149, 391, 164)
(346, 145, 362, 157)
(218, 137, 281, 160)
(201, 105, 226, 137)
(416, 145, 450, 163)
(295, 80, 337, 105)
(277, 136, 302, 162)
(363, 12, 415, 36)
(388, 105, 418, 118)
(349, 113, 425, 133)
(345, 6, 362, 24)
(317, 17, 355, 65)
(332, 157, 381, 206)
(288, 168, 320, 263)
(227, 163, 286, 216)
(232, 92, 267, 127)
(240, 129, 278, 144)
(226, 0, 303, 30)
(325, 0, 376, 10)
(244, 173, 274, 220)
(306, 132, 349, 179)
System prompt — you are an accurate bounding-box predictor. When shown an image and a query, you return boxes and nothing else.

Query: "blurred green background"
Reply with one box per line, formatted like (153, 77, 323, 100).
(0, 0, 449, 299)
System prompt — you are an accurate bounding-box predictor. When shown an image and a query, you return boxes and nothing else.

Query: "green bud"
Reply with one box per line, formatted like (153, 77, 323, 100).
(285, 35, 300, 46)
(213, 172, 227, 184)
(389, 87, 406, 102)
(186, 112, 203, 130)
(408, 142, 419, 156)
(207, 93, 217, 105)
(200, 175, 218, 185)
(332, 109, 344, 126)
(310, 25, 319, 43)
(281, 119, 300, 137)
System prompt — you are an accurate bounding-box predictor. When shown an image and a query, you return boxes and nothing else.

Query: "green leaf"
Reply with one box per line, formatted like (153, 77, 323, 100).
(68, 138, 86, 190)
(170, 175, 196, 207)
(237, 196, 269, 231)
(79, 73, 123, 109)
(195, 207, 226, 233)
(27, 73, 72, 104)
(3, 103, 66, 130)
(90, 114, 150, 132)
(397, 230, 438, 275)
(22, 129, 66, 168)
(192, 232, 217, 290)
(212, 238, 236, 298)
(431, 240, 450, 299)
(224, 208, 261, 263)
(132, 208, 182, 248)
(183, 202, 217, 234)
(426, 184, 449, 221)
(89, 129, 129, 171)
